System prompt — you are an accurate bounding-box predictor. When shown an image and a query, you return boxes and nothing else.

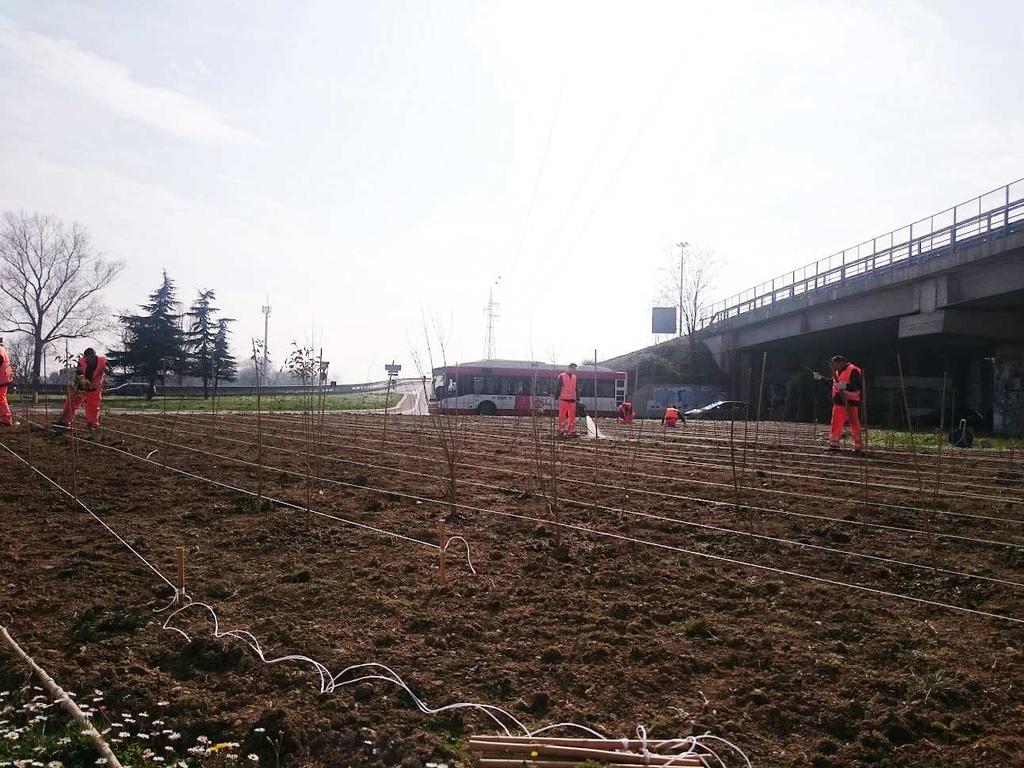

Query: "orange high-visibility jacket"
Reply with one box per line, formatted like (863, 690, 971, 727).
(76, 355, 108, 391)
(618, 402, 633, 418)
(832, 363, 862, 404)
(556, 371, 577, 401)
(664, 406, 680, 424)
(0, 344, 12, 386)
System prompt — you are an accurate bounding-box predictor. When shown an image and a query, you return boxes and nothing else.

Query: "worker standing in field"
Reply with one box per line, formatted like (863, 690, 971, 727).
(554, 362, 578, 436)
(813, 354, 864, 453)
(0, 337, 17, 428)
(617, 400, 635, 424)
(56, 348, 107, 430)
(662, 404, 682, 428)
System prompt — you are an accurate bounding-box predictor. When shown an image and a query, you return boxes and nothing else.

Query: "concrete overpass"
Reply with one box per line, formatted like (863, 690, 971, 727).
(699, 179, 1024, 434)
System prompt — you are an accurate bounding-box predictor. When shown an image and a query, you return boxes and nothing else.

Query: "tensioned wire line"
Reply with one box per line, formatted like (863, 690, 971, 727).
(601, 418, 1024, 491)
(118, 410, 1024, 551)
(595, 420, 1019, 497)
(54, 421, 1024, 626)
(381, 413, 1024, 506)
(98, 418, 1024, 591)
(0, 438, 175, 591)
(123, 415, 1024, 548)
(353, 409, 1024, 501)
(676, 415, 1020, 462)
(7, 437, 712, 751)
(235, 410, 1024, 527)
(20, 421, 475, 568)
(217, 409, 1024, 518)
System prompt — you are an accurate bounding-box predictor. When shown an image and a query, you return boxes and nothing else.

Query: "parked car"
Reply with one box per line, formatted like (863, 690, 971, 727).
(684, 400, 748, 420)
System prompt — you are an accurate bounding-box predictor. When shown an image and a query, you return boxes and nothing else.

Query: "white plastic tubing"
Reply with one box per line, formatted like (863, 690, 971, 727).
(1, 435, 751, 767)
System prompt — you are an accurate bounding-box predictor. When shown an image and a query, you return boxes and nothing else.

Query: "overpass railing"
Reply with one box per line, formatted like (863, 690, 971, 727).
(700, 178, 1024, 329)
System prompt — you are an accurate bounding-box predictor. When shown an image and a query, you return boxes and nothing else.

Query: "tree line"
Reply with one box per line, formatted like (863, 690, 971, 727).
(1, 210, 238, 399)
(110, 271, 238, 398)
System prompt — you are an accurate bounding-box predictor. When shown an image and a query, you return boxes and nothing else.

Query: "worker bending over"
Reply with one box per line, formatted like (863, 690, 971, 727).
(56, 348, 107, 430)
(0, 337, 16, 428)
(814, 355, 863, 453)
(555, 363, 578, 436)
(617, 400, 635, 424)
(662, 404, 682, 428)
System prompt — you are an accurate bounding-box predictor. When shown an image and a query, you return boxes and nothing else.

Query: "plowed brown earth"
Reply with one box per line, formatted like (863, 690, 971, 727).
(2, 412, 1023, 768)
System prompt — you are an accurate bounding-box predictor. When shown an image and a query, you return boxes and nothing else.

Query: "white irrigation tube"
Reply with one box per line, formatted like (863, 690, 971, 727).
(106, 417, 1024, 552)
(0, 625, 125, 767)
(155, 411, 1024, 529)
(99, 420, 1024, 590)
(60, 424, 1024, 625)
(1, 435, 748, 764)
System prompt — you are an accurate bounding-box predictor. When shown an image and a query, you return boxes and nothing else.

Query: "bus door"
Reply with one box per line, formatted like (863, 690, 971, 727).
(615, 376, 626, 405)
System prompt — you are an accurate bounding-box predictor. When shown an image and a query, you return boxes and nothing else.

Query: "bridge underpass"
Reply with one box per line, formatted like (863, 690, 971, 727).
(700, 179, 1024, 435)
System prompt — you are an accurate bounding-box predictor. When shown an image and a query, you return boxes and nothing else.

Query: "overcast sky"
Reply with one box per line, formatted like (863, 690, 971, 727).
(1, 1, 1022, 381)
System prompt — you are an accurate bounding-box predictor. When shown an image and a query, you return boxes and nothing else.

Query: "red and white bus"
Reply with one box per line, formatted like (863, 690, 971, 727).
(428, 359, 627, 416)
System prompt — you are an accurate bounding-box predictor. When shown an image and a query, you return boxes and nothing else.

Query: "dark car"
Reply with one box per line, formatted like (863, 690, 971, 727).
(684, 400, 748, 420)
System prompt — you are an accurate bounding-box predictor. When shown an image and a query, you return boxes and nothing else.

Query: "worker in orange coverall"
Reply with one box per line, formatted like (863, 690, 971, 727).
(0, 336, 16, 428)
(554, 363, 578, 436)
(56, 348, 107, 430)
(813, 354, 864, 453)
(662, 405, 682, 427)
(617, 400, 635, 424)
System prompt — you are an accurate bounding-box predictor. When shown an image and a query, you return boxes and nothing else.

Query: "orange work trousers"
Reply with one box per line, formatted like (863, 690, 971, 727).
(830, 403, 863, 448)
(558, 399, 577, 435)
(0, 384, 11, 426)
(60, 388, 102, 428)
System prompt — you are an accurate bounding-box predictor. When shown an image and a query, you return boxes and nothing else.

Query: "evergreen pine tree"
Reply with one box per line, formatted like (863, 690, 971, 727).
(211, 318, 238, 397)
(108, 271, 185, 399)
(185, 289, 219, 398)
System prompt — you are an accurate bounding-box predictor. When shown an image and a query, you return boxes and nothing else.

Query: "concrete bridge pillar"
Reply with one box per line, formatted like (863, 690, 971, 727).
(993, 344, 1024, 437)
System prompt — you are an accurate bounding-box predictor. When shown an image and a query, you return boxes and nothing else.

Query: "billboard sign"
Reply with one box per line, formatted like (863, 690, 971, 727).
(651, 306, 677, 335)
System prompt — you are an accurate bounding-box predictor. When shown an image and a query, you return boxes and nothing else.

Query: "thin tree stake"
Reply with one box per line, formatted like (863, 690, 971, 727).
(897, 353, 924, 492)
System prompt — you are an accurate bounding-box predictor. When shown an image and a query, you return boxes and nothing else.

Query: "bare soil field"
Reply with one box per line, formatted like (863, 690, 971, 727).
(2, 412, 1023, 767)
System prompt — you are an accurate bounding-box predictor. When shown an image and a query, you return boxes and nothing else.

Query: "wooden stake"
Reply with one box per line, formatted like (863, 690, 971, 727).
(896, 353, 924, 491)
(935, 370, 947, 502)
(436, 519, 447, 585)
(1, 625, 125, 768)
(754, 350, 767, 443)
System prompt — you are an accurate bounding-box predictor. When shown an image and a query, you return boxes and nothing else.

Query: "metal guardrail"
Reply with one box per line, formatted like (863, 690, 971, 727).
(700, 178, 1024, 329)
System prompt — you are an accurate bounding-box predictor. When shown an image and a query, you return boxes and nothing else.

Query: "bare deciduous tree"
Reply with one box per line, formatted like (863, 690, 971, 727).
(655, 241, 719, 345)
(0, 211, 123, 394)
(3, 334, 37, 388)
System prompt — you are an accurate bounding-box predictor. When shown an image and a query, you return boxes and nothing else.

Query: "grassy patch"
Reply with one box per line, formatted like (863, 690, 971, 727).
(864, 429, 1021, 451)
(10, 392, 401, 412)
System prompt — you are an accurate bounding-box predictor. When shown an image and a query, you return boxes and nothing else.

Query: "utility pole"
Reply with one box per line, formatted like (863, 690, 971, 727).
(676, 241, 689, 338)
(261, 301, 271, 373)
(484, 276, 501, 360)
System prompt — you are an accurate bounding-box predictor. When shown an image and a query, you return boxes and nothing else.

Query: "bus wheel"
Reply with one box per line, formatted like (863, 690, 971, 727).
(477, 401, 497, 416)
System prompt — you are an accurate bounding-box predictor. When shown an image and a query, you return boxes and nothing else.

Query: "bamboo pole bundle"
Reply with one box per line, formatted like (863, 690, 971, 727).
(1, 625, 125, 768)
(468, 735, 707, 767)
